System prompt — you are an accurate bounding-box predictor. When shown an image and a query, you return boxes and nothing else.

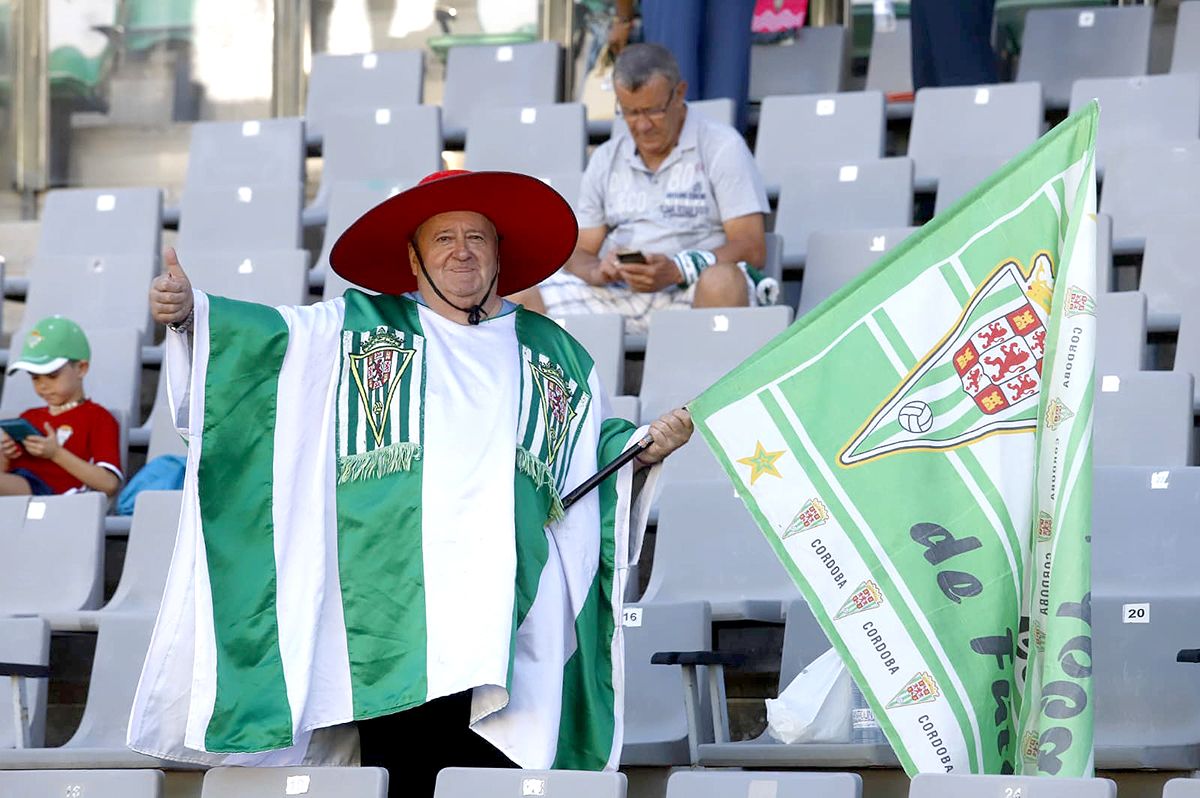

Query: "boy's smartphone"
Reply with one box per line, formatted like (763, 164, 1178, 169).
(0, 418, 40, 444)
(616, 250, 647, 265)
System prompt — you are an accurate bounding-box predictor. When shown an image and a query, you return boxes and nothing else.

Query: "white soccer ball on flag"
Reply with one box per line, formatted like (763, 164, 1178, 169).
(897, 400, 933, 433)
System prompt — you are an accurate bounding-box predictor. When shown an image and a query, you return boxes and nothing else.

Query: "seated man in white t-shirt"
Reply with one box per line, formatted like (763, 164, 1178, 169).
(514, 43, 771, 334)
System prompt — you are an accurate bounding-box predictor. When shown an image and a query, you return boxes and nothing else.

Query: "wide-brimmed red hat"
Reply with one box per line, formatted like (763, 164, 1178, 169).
(329, 169, 578, 296)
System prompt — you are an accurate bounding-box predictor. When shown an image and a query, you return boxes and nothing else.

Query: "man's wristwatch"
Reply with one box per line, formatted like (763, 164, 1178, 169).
(168, 308, 195, 334)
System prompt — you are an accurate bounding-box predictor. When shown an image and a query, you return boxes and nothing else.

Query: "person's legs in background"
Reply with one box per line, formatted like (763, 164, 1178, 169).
(700, 0, 756, 131)
(910, 0, 998, 90)
(639, 0, 703, 100)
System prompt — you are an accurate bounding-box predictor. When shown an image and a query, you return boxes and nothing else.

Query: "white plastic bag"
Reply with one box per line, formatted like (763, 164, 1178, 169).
(765, 646, 852, 743)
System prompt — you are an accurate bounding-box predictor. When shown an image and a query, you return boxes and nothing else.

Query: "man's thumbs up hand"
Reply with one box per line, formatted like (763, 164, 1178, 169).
(151, 247, 195, 327)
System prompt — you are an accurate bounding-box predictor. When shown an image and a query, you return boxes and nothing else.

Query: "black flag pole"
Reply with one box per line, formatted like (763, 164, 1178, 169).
(560, 434, 654, 511)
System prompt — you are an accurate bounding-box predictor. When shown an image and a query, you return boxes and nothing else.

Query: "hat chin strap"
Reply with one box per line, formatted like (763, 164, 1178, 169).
(412, 243, 498, 326)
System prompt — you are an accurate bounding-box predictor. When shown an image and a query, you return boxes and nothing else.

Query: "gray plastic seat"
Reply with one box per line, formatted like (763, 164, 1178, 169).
(1069, 74, 1200, 176)
(0, 615, 178, 768)
(1016, 5, 1152, 109)
(178, 183, 303, 253)
(1170, 312, 1200, 412)
(43, 491, 182, 632)
(306, 50, 423, 145)
(1140, 225, 1200, 330)
(1094, 371, 1194, 467)
(1095, 292, 1146, 377)
(910, 774, 1116, 797)
(909, 82, 1042, 191)
(1096, 212, 1113, 292)
(185, 118, 305, 190)
(749, 26, 847, 101)
(1092, 467, 1200, 768)
(441, 42, 561, 141)
(642, 482, 797, 622)
(315, 182, 404, 281)
(608, 395, 639, 423)
(555, 313, 625, 396)
(181, 250, 309, 307)
(1166, 778, 1200, 797)
(932, 155, 1009, 216)
(763, 231, 783, 283)
(203, 766, 387, 798)
(1, 325, 142, 422)
(146, 371, 187, 460)
(775, 158, 914, 268)
(539, 171, 585, 215)
(799, 227, 916, 317)
(309, 105, 442, 218)
(755, 91, 885, 193)
(621, 600, 711, 766)
(0, 770, 163, 797)
(1100, 141, 1200, 255)
(0, 618, 49, 748)
(1171, 1, 1200, 75)
(667, 770, 861, 798)
(865, 19, 912, 100)
(23, 253, 158, 340)
(0, 494, 105, 615)
(640, 306, 793, 423)
(465, 103, 586, 175)
(38, 188, 162, 260)
(437, 768, 624, 798)
(697, 600, 898, 767)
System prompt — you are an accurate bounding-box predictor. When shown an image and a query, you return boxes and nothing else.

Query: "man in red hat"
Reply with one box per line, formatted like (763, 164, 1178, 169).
(138, 170, 692, 795)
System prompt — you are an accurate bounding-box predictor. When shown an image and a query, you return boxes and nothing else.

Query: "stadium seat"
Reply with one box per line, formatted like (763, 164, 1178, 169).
(1069, 74, 1200, 176)
(1171, 1, 1200, 75)
(308, 106, 442, 221)
(775, 158, 914, 267)
(910, 774, 1116, 797)
(181, 250, 309, 307)
(1016, 5, 1152, 109)
(1140, 226, 1200, 330)
(465, 103, 586, 175)
(749, 26, 847, 101)
(22, 253, 158, 340)
(1093, 467, 1200, 768)
(1095, 292, 1146, 377)
(932, 155, 1009, 216)
(640, 306, 793, 424)
(865, 19, 912, 105)
(305, 50, 424, 145)
(0, 493, 105, 616)
(1096, 212, 1113, 292)
(0, 615, 177, 768)
(146, 372, 187, 460)
(764, 231, 784, 284)
(0, 618, 49, 748)
(539, 171, 585, 215)
(441, 42, 561, 142)
(693, 600, 899, 767)
(314, 183, 403, 280)
(1165, 778, 1200, 797)
(437, 768, 625, 798)
(555, 313, 625, 396)
(609, 395, 639, 423)
(908, 82, 1042, 191)
(177, 183, 304, 253)
(1169, 317, 1200, 412)
(42, 491, 181, 632)
(1, 325, 142, 423)
(666, 770, 862, 798)
(1094, 372, 1194, 467)
(755, 91, 885, 194)
(1100, 142, 1200, 255)
(184, 118, 305, 191)
(621, 600, 711, 766)
(641, 482, 797, 622)
(0, 770, 163, 797)
(799, 227, 917, 317)
(202, 766, 387, 798)
(38, 188, 162, 260)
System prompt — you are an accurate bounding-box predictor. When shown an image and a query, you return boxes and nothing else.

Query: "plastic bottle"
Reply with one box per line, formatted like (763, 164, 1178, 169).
(873, 0, 897, 34)
(851, 681, 887, 744)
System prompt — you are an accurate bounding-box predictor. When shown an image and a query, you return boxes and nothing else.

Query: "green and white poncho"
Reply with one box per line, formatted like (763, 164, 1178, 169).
(127, 290, 658, 770)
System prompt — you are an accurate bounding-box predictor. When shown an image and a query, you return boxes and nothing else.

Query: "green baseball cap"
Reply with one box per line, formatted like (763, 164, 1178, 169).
(6, 316, 91, 375)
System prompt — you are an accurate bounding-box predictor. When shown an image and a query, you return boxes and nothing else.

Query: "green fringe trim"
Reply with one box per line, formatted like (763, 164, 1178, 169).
(516, 446, 565, 525)
(337, 442, 422, 485)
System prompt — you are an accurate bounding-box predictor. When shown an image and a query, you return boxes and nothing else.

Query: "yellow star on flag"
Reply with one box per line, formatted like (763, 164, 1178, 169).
(737, 441, 785, 485)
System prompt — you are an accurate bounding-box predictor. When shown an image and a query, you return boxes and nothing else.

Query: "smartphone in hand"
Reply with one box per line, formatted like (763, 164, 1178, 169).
(0, 418, 40, 444)
(616, 250, 647, 265)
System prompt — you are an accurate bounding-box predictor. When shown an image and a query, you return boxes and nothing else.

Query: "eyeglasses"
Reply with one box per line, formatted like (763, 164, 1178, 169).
(615, 83, 679, 123)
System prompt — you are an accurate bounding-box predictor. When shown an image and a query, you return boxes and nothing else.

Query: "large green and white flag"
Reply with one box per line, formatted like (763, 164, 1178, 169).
(128, 290, 657, 771)
(691, 103, 1098, 776)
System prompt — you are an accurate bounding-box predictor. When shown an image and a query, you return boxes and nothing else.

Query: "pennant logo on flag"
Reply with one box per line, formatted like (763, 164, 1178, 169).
(886, 672, 941, 709)
(1065, 286, 1096, 317)
(840, 254, 1055, 466)
(782, 498, 830, 538)
(1037, 511, 1054, 542)
(835, 580, 885, 619)
(1021, 730, 1041, 762)
(348, 329, 416, 447)
(1044, 398, 1074, 430)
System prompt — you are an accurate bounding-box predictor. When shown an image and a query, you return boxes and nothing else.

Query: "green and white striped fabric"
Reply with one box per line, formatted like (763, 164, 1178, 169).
(128, 291, 656, 770)
(691, 104, 1098, 776)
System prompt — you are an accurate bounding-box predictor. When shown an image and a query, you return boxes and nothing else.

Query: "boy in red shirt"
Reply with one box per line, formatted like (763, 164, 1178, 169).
(0, 316, 123, 497)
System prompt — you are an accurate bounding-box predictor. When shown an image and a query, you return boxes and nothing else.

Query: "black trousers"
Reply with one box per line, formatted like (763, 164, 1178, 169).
(911, 0, 999, 90)
(357, 691, 517, 798)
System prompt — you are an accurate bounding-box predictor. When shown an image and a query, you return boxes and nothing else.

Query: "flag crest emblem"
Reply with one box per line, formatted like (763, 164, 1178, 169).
(886, 672, 941, 709)
(783, 498, 830, 538)
(348, 329, 416, 447)
(840, 254, 1054, 466)
(529, 357, 578, 466)
(835, 580, 885, 619)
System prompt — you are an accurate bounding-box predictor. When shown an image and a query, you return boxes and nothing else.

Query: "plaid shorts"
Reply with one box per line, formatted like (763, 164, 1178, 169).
(538, 267, 758, 334)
